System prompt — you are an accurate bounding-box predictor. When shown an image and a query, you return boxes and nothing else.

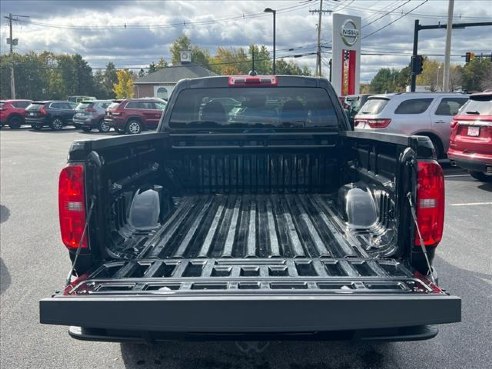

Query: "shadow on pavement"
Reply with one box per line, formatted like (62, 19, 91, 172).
(121, 340, 390, 369)
(120, 256, 491, 369)
(0, 204, 10, 224)
(0, 258, 11, 295)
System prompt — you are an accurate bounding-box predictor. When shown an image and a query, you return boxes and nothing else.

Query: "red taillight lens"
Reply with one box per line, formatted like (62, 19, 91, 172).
(367, 118, 391, 128)
(59, 164, 87, 249)
(85, 107, 96, 113)
(450, 119, 458, 128)
(415, 160, 445, 247)
(39, 106, 48, 116)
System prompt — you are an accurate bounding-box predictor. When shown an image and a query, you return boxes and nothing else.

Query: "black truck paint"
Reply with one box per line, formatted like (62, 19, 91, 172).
(40, 76, 460, 342)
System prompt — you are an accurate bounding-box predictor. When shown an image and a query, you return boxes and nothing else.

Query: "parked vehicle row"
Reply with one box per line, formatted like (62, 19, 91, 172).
(0, 97, 167, 134)
(354, 92, 469, 159)
(352, 91, 491, 182)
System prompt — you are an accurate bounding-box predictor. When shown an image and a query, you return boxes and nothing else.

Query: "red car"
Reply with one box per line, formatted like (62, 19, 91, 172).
(448, 91, 492, 182)
(0, 99, 32, 129)
(105, 98, 167, 134)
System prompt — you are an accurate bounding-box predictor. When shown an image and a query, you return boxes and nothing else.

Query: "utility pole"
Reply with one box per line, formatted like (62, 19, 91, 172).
(310, 0, 332, 76)
(443, 0, 454, 92)
(4, 13, 29, 99)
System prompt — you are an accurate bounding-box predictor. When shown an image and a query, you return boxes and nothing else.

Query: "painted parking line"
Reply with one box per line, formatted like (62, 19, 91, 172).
(450, 202, 492, 206)
(444, 174, 471, 178)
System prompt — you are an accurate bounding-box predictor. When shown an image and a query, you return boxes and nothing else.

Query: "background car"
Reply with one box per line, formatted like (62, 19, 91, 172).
(0, 99, 32, 129)
(105, 98, 167, 134)
(73, 99, 112, 132)
(448, 91, 492, 182)
(25, 101, 76, 130)
(354, 92, 468, 159)
(67, 96, 96, 104)
(342, 94, 371, 127)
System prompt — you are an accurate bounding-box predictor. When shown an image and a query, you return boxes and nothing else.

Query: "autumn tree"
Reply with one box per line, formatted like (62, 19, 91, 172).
(210, 47, 250, 75)
(113, 69, 134, 98)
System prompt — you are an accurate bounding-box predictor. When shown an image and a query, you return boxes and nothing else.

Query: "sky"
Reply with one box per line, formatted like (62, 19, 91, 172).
(1, 0, 491, 83)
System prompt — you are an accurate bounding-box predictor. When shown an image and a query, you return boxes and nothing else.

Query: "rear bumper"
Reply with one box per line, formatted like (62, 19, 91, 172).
(448, 148, 492, 172)
(68, 324, 439, 342)
(40, 293, 460, 337)
(26, 117, 49, 126)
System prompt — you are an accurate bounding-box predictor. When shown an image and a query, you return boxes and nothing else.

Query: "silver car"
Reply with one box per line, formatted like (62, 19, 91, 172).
(354, 93, 468, 158)
(73, 100, 112, 133)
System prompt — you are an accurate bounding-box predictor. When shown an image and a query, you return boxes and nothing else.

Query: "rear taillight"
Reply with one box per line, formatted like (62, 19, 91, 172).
(367, 118, 391, 128)
(415, 160, 444, 247)
(85, 107, 96, 113)
(59, 164, 87, 249)
(450, 119, 458, 128)
(39, 106, 48, 116)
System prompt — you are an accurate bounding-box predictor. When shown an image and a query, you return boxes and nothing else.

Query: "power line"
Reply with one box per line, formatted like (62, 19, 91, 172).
(362, 0, 430, 40)
(362, 0, 411, 29)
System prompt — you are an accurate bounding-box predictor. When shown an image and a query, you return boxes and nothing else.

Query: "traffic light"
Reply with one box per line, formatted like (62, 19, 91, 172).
(411, 55, 424, 75)
(465, 52, 475, 63)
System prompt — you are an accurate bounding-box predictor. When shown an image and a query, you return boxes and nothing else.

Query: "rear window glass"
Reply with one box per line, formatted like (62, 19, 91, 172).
(435, 98, 468, 116)
(394, 98, 433, 114)
(26, 103, 45, 111)
(459, 95, 492, 115)
(169, 87, 339, 129)
(358, 98, 389, 115)
(75, 102, 92, 110)
(107, 102, 121, 110)
(12, 101, 31, 108)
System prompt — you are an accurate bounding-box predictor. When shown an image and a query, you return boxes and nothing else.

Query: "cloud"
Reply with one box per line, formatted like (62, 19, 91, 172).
(0, 0, 491, 82)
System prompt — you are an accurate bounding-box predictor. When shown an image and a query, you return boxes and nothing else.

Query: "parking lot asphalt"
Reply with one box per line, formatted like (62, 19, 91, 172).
(1, 127, 491, 369)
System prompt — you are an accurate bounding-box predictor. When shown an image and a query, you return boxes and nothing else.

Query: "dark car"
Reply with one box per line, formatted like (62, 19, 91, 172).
(73, 100, 112, 132)
(105, 98, 167, 134)
(448, 91, 492, 181)
(25, 101, 76, 130)
(0, 99, 32, 129)
(343, 94, 371, 126)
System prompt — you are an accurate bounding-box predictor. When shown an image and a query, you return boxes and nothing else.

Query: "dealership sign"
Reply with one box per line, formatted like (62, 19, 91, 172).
(332, 14, 361, 96)
(341, 19, 359, 47)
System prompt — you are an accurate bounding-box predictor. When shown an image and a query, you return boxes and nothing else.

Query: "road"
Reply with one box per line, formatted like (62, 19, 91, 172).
(1, 128, 490, 369)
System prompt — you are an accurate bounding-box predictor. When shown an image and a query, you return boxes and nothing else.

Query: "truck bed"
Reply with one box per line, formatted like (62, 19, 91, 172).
(69, 193, 418, 295)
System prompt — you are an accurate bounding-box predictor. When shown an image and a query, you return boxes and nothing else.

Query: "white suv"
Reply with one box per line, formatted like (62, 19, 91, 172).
(354, 93, 468, 158)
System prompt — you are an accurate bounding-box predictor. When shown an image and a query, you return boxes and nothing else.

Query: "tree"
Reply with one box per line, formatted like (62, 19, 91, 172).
(275, 59, 311, 76)
(113, 69, 134, 98)
(461, 58, 492, 92)
(249, 45, 271, 74)
(210, 47, 250, 75)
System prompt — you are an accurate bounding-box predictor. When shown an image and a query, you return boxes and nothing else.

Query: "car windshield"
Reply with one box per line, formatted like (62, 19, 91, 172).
(459, 95, 492, 115)
(358, 98, 389, 115)
(169, 87, 340, 129)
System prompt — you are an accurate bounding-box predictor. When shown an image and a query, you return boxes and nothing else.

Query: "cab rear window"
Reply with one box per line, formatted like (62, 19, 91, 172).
(169, 87, 340, 129)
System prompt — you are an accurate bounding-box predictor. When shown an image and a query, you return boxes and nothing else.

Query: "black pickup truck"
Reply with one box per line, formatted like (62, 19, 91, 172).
(40, 75, 460, 342)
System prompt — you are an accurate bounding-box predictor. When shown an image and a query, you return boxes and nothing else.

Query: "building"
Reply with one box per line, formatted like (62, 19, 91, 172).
(133, 63, 216, 100)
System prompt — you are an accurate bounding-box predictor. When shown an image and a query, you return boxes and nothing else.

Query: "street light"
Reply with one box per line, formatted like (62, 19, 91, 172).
(264, 7, 276, 74)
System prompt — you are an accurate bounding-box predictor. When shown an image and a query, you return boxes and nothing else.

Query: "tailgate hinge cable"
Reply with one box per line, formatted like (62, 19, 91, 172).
(406, 192, 436, 284)
(65, 195, 96, 286)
